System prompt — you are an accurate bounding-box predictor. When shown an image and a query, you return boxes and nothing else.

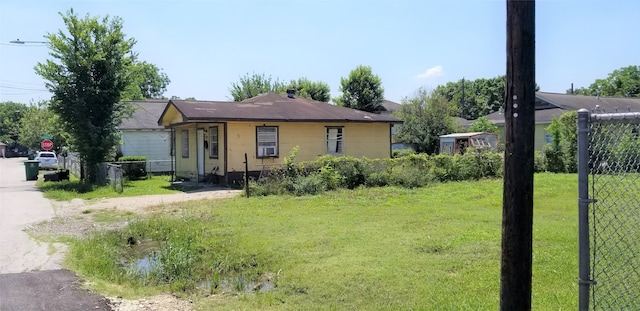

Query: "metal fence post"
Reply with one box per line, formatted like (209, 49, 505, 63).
(577, 109, 591, 311)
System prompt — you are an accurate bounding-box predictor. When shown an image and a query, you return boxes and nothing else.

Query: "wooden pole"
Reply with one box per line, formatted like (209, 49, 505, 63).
(501, 1, 535, 310)
(244, 153, 250, 197)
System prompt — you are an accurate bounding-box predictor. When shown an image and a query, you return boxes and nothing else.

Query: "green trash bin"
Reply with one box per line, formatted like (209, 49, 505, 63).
(24, 160, 40, 181)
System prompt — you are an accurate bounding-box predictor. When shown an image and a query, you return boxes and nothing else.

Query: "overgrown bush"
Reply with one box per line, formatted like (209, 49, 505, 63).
(389, 163, 430, 188)
(455, 149, 503, 180)
(534, 151, 546, 173)
(117, 156, 148, 179)
(292, 173, 326, 196)
(316, 155, 366, 189)
(392, 148, 416, 158)
(430, 154, 458, 182)
(252, 150, 507, 196)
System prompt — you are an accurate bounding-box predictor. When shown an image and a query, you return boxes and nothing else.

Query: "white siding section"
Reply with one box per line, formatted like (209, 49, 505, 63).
(120, 130, 172, 172)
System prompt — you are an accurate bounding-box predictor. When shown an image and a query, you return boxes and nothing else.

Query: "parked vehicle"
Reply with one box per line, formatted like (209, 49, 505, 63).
(34, 151, 58, 170)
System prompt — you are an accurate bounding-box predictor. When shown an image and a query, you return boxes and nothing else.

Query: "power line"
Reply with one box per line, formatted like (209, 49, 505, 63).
(0, 85, 48, 92)
(0, 79, 45, 86)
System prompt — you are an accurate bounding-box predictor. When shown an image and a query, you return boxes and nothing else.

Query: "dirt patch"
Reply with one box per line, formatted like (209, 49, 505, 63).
(26, 187, 242, 311)
(107, 293, 193, 311)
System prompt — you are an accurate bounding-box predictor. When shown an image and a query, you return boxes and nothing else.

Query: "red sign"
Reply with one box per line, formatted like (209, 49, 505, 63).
(41, 139, 53, 151)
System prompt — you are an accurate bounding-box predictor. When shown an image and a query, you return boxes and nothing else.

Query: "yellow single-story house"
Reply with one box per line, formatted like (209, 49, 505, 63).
(158, 92, 402, 184)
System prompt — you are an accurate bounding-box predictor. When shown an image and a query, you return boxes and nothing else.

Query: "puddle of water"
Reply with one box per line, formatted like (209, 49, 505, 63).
(121, 240, 162, 276)
(134, 252, 160, 275)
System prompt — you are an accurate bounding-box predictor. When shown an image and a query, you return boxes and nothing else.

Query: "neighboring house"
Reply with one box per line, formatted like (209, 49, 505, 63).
(439, 132, 498, 155)
(479, 92, 640, 151)
(157, 92, 402, 184)
(119, 100, 172, 173)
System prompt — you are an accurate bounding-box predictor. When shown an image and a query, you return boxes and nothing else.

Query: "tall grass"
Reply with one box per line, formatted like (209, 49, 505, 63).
(66, 173, 578, 310)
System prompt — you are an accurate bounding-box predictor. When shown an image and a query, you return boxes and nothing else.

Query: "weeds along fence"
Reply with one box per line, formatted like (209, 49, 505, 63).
(59, 153, 172, 180)
(577, 110, 640, 311)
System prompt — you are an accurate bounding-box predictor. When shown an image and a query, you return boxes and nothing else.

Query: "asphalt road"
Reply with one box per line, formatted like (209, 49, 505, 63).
(0, 157, 111, 310)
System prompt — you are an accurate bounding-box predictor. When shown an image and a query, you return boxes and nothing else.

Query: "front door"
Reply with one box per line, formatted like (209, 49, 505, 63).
(197, 129, 204, 176)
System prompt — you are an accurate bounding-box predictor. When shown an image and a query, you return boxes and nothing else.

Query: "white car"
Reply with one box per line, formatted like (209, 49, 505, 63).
(34, 151, 59, 170)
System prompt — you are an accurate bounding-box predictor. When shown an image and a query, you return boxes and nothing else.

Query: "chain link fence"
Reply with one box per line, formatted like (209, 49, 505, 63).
(578, 110, 640, 310)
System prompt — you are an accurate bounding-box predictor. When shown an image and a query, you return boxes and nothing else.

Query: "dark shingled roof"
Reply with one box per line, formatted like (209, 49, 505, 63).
(381, 100, 401, 112)
(162, 93, 402, 125)
(536, 92, 640, 113)
(120, 100, 170, 130)
(476, 92, 640, 125)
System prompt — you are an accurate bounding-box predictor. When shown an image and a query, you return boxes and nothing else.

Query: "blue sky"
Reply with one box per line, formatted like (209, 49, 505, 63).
(1, 0, 638, 105)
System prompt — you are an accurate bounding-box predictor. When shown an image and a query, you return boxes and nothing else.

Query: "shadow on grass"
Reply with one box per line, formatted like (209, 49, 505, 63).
(38, 180, 97, 194)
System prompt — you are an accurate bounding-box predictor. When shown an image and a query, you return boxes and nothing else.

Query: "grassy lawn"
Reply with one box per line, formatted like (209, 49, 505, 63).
(37, 174, 196, 200)
(66, 173, 578, 310)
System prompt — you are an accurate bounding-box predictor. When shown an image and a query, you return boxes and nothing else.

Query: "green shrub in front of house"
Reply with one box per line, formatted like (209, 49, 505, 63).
(117, 156, 148, 180)
(250, 148, 508, 196)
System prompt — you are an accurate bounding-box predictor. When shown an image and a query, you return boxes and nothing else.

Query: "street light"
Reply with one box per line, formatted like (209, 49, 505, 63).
(9, 39, 48, 45)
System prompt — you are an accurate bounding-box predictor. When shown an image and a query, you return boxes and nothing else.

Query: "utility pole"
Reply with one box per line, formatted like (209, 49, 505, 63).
(461, 77, 466, 119)
(501, 1, 535, 310)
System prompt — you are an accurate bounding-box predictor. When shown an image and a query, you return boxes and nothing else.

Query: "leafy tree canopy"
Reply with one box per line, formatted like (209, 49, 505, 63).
(228, 73, 331, 102)
(394, 87, 460, 154)
(287, 77, 331, 102)
(569, 65, 640, 97)
(334, 65, 385, 113)
(228, 73, 286, 101)
(18, 101, 70, 152)
(121, 61, 171, 100)
(433, 75, 540, 120)
(35, 8, 136, 182)
(0, 101, 28, 144)
(468, 116, 499, 134)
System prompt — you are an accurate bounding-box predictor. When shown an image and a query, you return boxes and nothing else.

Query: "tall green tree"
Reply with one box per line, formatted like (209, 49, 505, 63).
(334, 65, 385, 113)
(286, 77, 331, 102)
(18, 101, 70, 151)
(0, 101, 28, 144)
(121, 61, 171, 100)
(468, 116, 499, 133)
(569, 65, 640, 97)
(228, 73, 286, 101)
(394, 87, 460, 154)
(35, 9, 136, 182)
(542, 111, 578, 173)
(433, 76, 540, 120)
(432, 76, 505, 120)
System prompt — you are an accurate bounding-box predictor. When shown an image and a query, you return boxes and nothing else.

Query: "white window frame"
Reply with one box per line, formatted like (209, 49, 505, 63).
(257, 126, 278, 158)
(181, 130, 189, 158)
(209, 126, 219, 158)
(326, 127, 344, 155)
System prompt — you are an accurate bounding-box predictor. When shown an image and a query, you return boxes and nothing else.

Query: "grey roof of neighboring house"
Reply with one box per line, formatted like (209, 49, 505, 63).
(536, 92, 640, 113)
(161, 93, 402, 125)
(120, 100, 170, 130)
(484, 108, 568, 125)
(381, 100, 401, 112)
(477, 92, 640, 126)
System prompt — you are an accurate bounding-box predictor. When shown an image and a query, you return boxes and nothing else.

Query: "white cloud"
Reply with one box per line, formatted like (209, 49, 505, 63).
(415, 66, 444, 79)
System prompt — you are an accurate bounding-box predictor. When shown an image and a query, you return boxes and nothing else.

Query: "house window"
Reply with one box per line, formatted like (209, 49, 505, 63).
(326, 127, 344, 154)
(209, 126, 219, 158)
(181, 130, 189, 158)
(257, 126, 278, 157)
(545, 133, 552, 144)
